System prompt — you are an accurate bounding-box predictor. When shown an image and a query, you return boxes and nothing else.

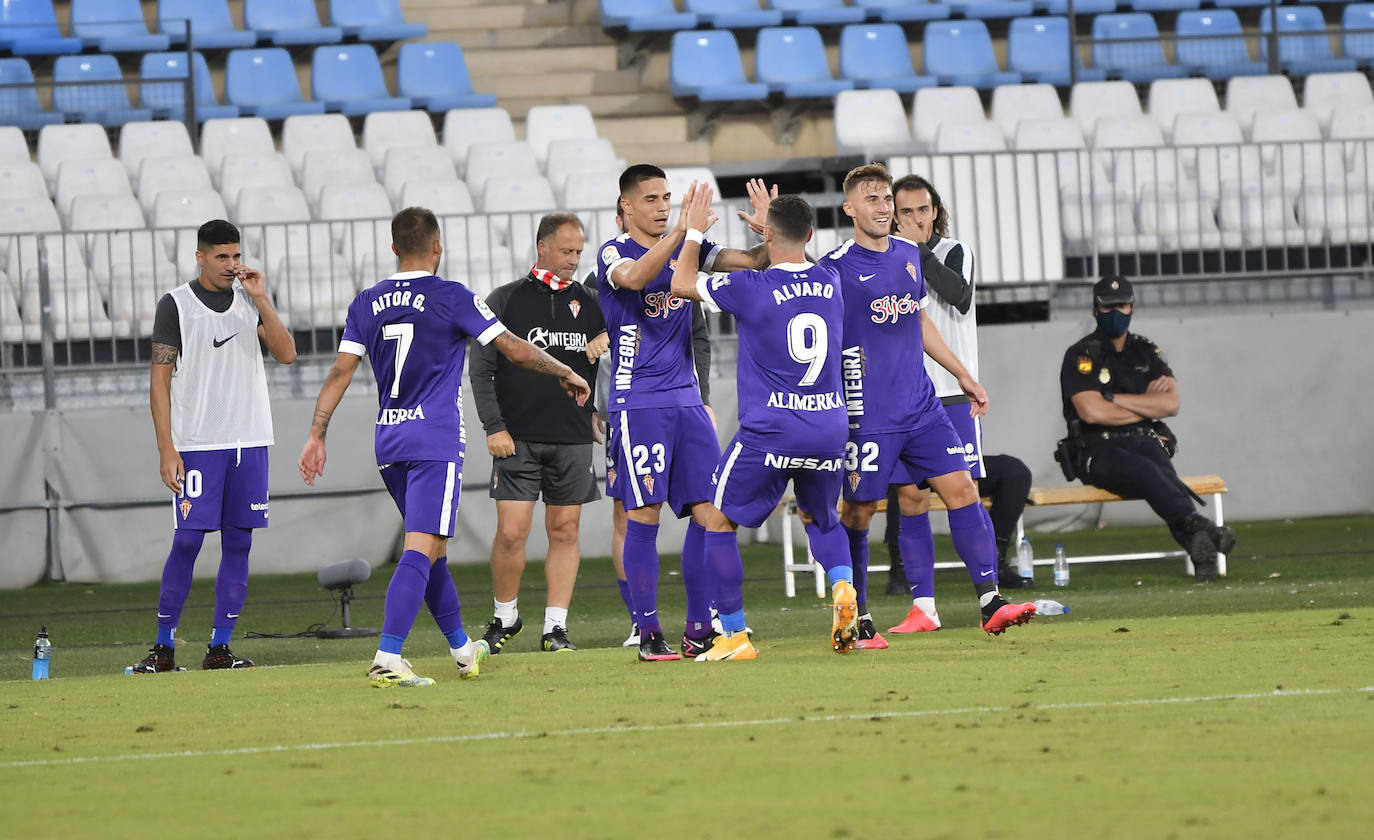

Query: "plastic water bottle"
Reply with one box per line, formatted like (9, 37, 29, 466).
(32, 626, 51, 680)
(1053, 543, 1070, 587)
(1015, 537, 1035, 584)
(1033, 599, 1070, 616)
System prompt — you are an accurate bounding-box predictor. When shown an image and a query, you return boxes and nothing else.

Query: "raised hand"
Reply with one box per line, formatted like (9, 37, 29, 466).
(684, 181, 717, 234)
(737, 177, 779, 235)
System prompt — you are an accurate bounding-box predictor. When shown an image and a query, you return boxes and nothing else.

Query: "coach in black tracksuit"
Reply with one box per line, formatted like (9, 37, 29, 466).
(470, 211, 607, 652)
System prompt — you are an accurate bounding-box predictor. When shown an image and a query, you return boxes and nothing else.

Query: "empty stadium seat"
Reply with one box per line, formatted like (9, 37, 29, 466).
(400, 179, 476, 216)
(37, 124, 112, 191)
(560, 171, 618, 210)
(397, 42, 497, 112)
(200, 117, 275, 183)
(1092, 13, 1190, 82)
(465, 141, 541, 196)
(152, 189, 228, 260)
(684, 0, 784, 28)
(244, 0, 343, 46)
(443, 108, 516, 175)
(318, 181, 391, 254)
(135, 156, 213, 215)
(1252, 108, 1340, 189)
(912, 86, 985, 150)
(1343, 4, 1374, 69)
(0, 197, 60, 236)
(70, 0, 171, 53)
(0, 0, 81, 56)
(544, 138, 622, 193)
(328, 0, 427, 43)
(1013, 117, 1086, 150)
(1298, 185, 1372, 245)
(118, 121, 194, 179)
(1226, 75, 1297, 137)
(948, 0, 1034, 20)
(1259, 6, 1356, 76)
(52, 56, 153, 127)
(1172, 111, 1244, 147)
(0, 162, 47, 201)
(1136, 184, 1235, 251)
(482, 176, 558, 258)
(990, 83, 1063, 142)
(313, 45, 411, 116)
(924, 21, 1021, 88)
(226, 48, 327, 120)
(282, 114, 355, 176)
(756, 27, 853, 98)
(300, 149, 378, 212)
(1094, 115, 1177, 198)
(600, 0, 699, 31)
(851, 0, 951, 22)
(1036, 0, 1114, 12)
(770, 0, 864, 25)
(1218, 182, 1318, 247)
(1061, 195, 1150, 255)
(218, 152, 295, 214)
(834, 89, 913, 156)
(934, 121, 1007, 152)
(525, 105, 600, 167)
(235, 184, 315, 261)
(1175, 10, 1269, 79)
(0, 127, 27, 165)
(1147, 78, 1220, 141)
(1009, 16, 1106, 86)
(1070, 80, 1142, 144)
(1127, 0, 1198, 12)
(158, 0, 257, 48)
(362, 110, 439, 172)
(670, 32, 769, 102)
(839, 24, 936, 93)
(6, 228, 87, 289)
(1303, 72, 1374, 136)
(382, 146, 459, 206)
(0, 58, 63, 130)
(140, 52, 240, 122)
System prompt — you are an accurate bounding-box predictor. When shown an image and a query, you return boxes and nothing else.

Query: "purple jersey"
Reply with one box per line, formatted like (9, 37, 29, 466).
(697, 261, 847, 457)
(340, 271, 504, 465)
(824, 236, 942, 434)
(596, 233, 720, 410)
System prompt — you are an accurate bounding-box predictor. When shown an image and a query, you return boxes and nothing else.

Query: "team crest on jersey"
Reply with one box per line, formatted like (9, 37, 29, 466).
(179, 499, 192, 519)
(847, 472, 860, 493)
(1077, 356, 1092, 374)
(1099, 367, 1111, 384)
(568, 299, 581, 318)
(643, 473, 655, 494)
(906, 261, 917, 280)
(608, 467, 617, 487)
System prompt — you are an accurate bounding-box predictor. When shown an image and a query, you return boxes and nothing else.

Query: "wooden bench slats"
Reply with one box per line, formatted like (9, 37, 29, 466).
(1028, 475, 1227, 507)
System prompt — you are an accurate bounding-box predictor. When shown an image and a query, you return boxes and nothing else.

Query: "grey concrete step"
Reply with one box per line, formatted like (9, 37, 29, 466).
(462, 44, 621, 76)
(482, 68, 643, 99)
(444, 24, 611, 50)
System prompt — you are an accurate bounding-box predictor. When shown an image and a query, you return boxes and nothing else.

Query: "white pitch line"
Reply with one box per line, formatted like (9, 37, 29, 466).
(2, 686, 1369, 770)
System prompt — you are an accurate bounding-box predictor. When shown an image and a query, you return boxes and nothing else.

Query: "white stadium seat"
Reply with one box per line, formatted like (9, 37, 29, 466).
(118, 121, 193, 180)
(1218, 183, 1318, 248)
(218, 153, 294, 216)
(6, 232, 88, 287)
(135, 156, 213, 215)
(443, 107, 516, 176)
(55, 159, 133, 226)
(0, 127, 30, 166)
(300, 148, 378, 213)
(362, 110, 439, 173)
(37, 124, 112, 191)
(282, 113, 355, 177)
(382, 146, 458, 207)
(525, 104, 598, 166)
(834, 89, 912, 157)
(1251, 109, 1340, 193)
(465, 141, 540, 197)
(990, 83, 1062, 143)
(1302, 72, 1374, 137)
(398, 179, 476, 216)
(1147, 78, 1220, 142)
(0, 161, 49, 201)
(1136, 185, 1236, 251)
(200, 117, 275, 183)
(1225, 75, 1297, 139)
(152, 190, 230, 264)
(235, 184, 313, 259)
(481, 175, 557, 261)
(544, 138, 621, 193)
(912, 86, 984, 150)
(559, 170, 619, 211)
(106, 259, 179, 337)
(934, 120, 1007, 153)
(1069, 81, 1142, 145)
(1298, 185, 1372, 245)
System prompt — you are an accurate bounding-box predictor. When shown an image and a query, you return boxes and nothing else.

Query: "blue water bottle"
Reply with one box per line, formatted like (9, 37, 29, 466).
(32, 626, 51, 680)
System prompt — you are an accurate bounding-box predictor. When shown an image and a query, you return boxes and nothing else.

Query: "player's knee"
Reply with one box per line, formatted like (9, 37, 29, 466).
(897, 486, 930, 517)
(841, 502, 876, 530)
(171, 528, 206, 553)
(546, 518, 580, 547)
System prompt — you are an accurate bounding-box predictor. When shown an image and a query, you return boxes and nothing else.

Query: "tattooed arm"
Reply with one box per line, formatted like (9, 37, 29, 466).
(150, 342, 183, 493)
(491, 331, 591, 405)
(299, 352, 363, 485)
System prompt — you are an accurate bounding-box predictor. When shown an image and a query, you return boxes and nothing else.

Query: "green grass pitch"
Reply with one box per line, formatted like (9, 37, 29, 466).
(2, 516, 1372, 838)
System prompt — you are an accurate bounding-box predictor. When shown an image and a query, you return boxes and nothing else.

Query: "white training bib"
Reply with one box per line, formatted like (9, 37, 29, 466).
(923, 236, 979, 399)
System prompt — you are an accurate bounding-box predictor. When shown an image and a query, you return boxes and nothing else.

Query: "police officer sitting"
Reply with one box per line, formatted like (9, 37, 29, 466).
(1059, 276, 1236, 582)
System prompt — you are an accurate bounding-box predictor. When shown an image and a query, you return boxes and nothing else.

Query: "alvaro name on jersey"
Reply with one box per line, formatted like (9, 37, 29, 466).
(339, 271, 504, 466)
(825, 236, 943, 433)
(596, 233, 720, 411)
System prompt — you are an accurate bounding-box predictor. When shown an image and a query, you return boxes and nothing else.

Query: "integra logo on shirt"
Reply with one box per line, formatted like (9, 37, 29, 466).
(614, 325, 639, 392)
(527, 327, 588, 351)
(869, 293, 921, 324)
(377, 406, 427, 425)
(642, 290, 687, 319)
(842, 347, 865, 417)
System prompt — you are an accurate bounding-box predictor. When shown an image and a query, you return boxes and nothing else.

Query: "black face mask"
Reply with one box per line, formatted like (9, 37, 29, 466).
(1096, 309, 1131, 338)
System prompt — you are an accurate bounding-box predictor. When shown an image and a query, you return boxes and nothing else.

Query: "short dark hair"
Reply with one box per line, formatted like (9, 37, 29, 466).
(842, 162, 892, 197)
(197, 219, 239, 252)
(391, 206, 440, 258)
(536, 211, 583, 244)
(618, 164, 667, 199)
(766, 194, 814, 244)
(892, 174, 949, 239)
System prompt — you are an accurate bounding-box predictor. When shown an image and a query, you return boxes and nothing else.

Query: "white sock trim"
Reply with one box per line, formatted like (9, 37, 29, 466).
(493, 598, 519, 626)
(544, 606, 569, 635)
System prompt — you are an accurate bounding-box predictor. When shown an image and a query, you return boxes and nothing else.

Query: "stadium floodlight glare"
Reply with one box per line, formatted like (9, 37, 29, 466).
(316, 558, 379, 639)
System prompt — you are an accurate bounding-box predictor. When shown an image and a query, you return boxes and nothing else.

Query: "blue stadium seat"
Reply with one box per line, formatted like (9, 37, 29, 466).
(601, 0, 699, 31)
(769, 0, 865, 25)
(312, 45, 412, 116)
(1034, 0, 1116, 13)
(1260, 6, 1357, 76)
(1092, 13, 1190, 82)
(946, 0, 1034, 20)
(158, 0, 257, 49)
(756, 27, 853, 98)
(0, 0, 83, 56)
(683, 0, 784, 29)
(923, 21, 1022, 88)
(397, 42, 498, 112)
(141, 52, 241, 121)
(670, 31, 769, 101)
(839, 24, 937, 93)
(52, 56, 154, 127)
(0, 58, 64, 130)
(225, 49, 326, 120)
(1009, 16, 1107, 85)
(70, 0, 172, 53)
(1176, 10, 1268, 79)
(1344, 4, 1374, 69)
(1125, 0, 1198, 13)
(1209, 0, 1267, 7)
(328, 0, 428, 43)
(244, 0, 344, 47)
(853, 0, 951, 21)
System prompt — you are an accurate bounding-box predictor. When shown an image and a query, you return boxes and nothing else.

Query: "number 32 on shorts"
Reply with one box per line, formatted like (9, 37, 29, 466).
(844, 441, 878, 472)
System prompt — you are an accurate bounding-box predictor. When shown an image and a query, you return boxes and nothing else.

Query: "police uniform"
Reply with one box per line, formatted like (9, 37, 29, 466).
(1059, 276, 1235, 580)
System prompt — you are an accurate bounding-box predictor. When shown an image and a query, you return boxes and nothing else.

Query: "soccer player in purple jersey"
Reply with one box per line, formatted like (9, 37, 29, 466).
(670, 185, 857, 658)
(822, 164, 1035, 637)
(596, 164, 771, 661)
(299, 208, 590, 687)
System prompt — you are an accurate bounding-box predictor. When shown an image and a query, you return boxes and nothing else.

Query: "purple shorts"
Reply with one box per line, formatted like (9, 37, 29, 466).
(713, 436, 843, 530)
(380, 459, 463, 537)
(842, 410, 972, 503)
(942, 400, 984, 480)
(607, 404, 719, 518)
(173, 447, 270, 531)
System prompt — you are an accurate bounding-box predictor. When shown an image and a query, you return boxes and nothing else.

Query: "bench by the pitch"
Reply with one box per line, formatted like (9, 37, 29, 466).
(777, 475, 1229, 597)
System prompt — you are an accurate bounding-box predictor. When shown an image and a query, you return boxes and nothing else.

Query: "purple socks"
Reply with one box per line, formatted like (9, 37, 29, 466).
(156, 528, 205, 647)
(623, 519, 661, 633)
(210, 526, 251, 648)
(682, 520, 714, 638)
(805, 520, 854, 586)
(948, 502, 998, 594)
(379, 549, 433, 654)
(899, 513, 936, 600)
(704, 530, 744, 617)
(616, 578, 639, 626)
(425, 556, 468, 648)
(844, 525, 870, 608)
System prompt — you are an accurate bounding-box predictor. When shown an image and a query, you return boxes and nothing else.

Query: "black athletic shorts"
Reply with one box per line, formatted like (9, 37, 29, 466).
(489, 441, 600, 505)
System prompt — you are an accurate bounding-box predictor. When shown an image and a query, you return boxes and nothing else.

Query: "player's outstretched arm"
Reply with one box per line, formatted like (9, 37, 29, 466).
(150, 342, 183, 494)
(920, 309, 988, 418)
(299, 352, 362, 485)
(670, 181, 718, 302)
(241, 266, 297, 364)
(492, 331, 591, 406)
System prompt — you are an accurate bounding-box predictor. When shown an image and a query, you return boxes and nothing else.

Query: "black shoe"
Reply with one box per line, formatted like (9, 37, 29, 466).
(128, 643, 176, 674)
(1210, 524, 1236, 555)
(637, 630, 682, 661)
(999, 563, 1035, 589)
(1188, 531, 1220, 582)
(482, 616, 523, 654)
(202, 644, 253, 669)
(541, 626, 577, 652)
(681, 631, 719, 658)
(884, 574, 907, 596)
